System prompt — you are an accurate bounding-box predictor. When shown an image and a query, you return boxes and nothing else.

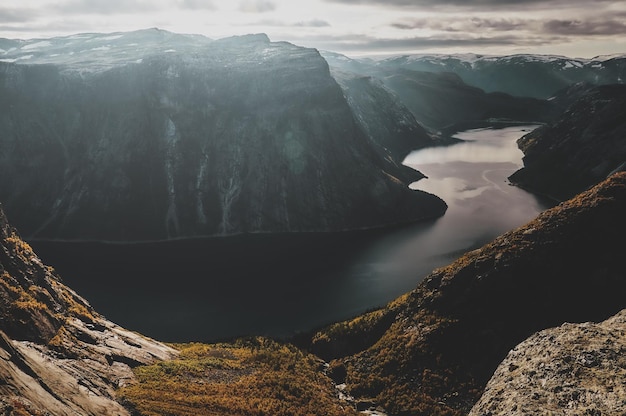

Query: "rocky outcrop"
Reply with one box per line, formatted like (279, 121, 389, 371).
(0, 30, 445, 241)
(0, 205, 177, 414)
(308, 171, 626, 416)
(509, 84, 626, 201)
(470, 309, 626, 415)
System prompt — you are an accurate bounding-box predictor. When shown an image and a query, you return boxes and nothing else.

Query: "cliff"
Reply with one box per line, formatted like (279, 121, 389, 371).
(330, 68, 435, 162)
(308, 171, 626, 415)
(0, 30, 445, 241)
(0, 205, 177, 414)
(509, 84, 626, 201)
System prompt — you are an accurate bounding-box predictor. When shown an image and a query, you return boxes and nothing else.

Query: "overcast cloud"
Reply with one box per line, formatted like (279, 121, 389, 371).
(178, 0, 216, 10)
(323, 0, 617, 9)
(0, 0, 624, 58)
(239, 0, 276, 13)
(53, 0, 159, 14)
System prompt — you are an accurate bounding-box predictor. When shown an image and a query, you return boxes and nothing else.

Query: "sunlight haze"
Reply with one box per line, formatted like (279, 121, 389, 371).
(1, 0, 625, 58)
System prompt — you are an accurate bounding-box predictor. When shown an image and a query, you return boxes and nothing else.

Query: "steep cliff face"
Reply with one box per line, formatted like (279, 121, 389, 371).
(470, 309, 626, 416)
(509, 84, 626, 201)
(330, 69, 435, 162)
(308, 172, 626, 416)
(0, 30, 445, 241)
(0, 205, 177, 415)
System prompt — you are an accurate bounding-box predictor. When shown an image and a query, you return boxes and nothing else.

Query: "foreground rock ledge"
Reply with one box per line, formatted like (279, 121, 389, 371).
(0, 204, 178, 415)
(470, 309, 626, 416)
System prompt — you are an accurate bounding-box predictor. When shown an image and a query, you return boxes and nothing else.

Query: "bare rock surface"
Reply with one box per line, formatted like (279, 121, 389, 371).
(0, 205, 177, 415)
(470, 310, 626, 416)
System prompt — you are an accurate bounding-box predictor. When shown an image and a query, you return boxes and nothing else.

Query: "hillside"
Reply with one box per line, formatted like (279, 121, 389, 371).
(509, 84, 626, 201)
(307, 171, 626, 415)
(0, 204, 177, 414)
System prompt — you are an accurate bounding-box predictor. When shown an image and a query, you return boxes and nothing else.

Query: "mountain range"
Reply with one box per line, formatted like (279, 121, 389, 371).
(0, 29, 445, 241)
(1, 29, 626, 415)
(374, 53, 626, 99)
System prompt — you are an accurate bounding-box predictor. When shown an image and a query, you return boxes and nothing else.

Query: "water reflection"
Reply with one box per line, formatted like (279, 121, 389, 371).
(340, 126, 551, 310)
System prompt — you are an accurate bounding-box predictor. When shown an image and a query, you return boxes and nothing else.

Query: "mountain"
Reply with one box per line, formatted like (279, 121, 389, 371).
(0, 204, 177, 415)
(0, 30, 446, 241)
(509, 84, 626, 201)
(305, 171, 626, 415)
(376, 53, 626, 99)
(322, 51, 554, 131)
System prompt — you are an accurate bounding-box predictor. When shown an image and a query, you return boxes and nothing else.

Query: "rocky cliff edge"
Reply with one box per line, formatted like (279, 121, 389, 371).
(0, 205, 177, 415)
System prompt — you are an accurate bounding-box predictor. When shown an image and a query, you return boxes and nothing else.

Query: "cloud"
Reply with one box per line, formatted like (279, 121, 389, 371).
(466, 18, 529, 31)
(295, 19, 331, 27)
(543, 18, 626, 35)
(239, 0, 276, 13)
(324, 0, 618, 10)
(297, 32, 550, 54)
(0, 7, 39, 23)
(240, 18, 330, 27)
(178, 0, 216, 10)
(53, 0, 158, 15)
(392, 17, 529, 32)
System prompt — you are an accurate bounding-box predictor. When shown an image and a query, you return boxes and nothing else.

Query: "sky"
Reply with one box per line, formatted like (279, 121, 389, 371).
(1, 0, 626, 58)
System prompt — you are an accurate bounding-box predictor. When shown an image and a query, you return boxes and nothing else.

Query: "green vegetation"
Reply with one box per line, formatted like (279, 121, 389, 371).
(119, 337, 358, 416)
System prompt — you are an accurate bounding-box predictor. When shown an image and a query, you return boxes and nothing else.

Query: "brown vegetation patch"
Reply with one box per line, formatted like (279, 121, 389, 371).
(119, 337, 358, 416)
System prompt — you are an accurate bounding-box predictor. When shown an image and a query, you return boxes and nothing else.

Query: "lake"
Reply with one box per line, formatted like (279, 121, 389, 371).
(29, 126, 552, 343)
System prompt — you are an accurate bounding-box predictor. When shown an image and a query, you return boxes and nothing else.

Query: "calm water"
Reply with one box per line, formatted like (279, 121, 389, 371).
(30, 126, 552, 342)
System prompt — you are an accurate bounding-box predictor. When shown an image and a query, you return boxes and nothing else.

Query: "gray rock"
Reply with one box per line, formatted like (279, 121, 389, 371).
(470, 310, 626, 416)
(0, 204, 178, 414)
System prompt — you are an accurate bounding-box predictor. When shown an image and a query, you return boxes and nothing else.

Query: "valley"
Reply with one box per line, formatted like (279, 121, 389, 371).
(1, 28, 625, 416)
(29, 126, 550, 343)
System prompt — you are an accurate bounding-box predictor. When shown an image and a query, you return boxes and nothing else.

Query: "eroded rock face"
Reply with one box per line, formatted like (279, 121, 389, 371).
(0, 30, 445, 241)
(470, 310, 626, 416)
(0, 205, 177, 415)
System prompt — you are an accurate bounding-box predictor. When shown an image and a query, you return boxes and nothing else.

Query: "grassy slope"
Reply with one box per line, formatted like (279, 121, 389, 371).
(119, 337, 357, 416)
